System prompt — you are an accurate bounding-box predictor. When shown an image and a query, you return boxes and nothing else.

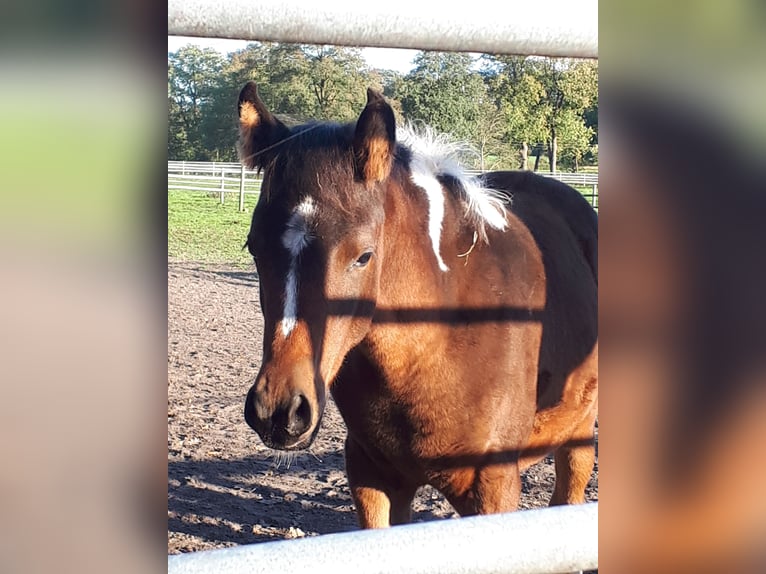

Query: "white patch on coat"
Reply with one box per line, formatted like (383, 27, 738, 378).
(409, 157, 449, 272)
(280, 196, 316, 336)
(399, 125, 509, 270)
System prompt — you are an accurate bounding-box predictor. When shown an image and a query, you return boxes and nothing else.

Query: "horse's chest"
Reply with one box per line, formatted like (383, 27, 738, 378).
(332, 370, 478, 470)
(334, 383, 425, 456)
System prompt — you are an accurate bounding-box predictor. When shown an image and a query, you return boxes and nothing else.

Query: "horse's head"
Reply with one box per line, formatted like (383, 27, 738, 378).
(239, 82, 396, 450)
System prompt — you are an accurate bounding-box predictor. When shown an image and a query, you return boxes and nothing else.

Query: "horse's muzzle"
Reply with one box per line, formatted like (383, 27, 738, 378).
(244, 385, 315, 450)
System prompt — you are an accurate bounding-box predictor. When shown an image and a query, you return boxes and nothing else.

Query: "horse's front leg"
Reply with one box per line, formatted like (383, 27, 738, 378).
(440, 462, 523, 516)
(345, 436, 417, 528)
(549, 404, 598, 506)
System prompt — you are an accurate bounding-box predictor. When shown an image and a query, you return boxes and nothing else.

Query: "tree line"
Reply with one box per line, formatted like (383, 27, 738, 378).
(168, 43, 598, 172)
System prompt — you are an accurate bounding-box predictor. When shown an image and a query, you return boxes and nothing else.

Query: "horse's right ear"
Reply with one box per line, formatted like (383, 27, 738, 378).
(237, 82, 290, 170)
(353, 88, 396, 186)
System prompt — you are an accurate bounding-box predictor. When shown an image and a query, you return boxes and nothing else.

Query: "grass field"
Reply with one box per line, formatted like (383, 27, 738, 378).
(168, 184, 597, 266)
(168, 190, 259, 267)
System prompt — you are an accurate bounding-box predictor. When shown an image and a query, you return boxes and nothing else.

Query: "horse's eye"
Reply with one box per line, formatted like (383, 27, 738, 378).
(354, 251, 373, 268)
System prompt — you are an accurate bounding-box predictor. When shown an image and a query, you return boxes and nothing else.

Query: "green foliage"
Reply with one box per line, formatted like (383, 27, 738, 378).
(168, 43, 381, 161)
(167, 45, 598, 171)
(484, 56, 598, 171)
(556, 111, 594, 170)
(168, 46, 227, 160)
(394, 53, 487, 143)
(302, 45, 372, 120)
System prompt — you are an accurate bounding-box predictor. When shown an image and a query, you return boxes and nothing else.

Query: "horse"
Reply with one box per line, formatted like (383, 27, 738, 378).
(239, 82, 598, 528)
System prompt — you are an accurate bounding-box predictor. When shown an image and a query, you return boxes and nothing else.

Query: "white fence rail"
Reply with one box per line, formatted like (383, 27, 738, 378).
(168, 161, 262, 211)
(168, 0, 598, 58)
(168, 162, 598, 211)
(168, 502, 598, 574)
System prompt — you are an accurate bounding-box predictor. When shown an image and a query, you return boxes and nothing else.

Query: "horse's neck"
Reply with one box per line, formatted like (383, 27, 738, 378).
(378, 174, 462, 304)
(362, 175, 468, 383)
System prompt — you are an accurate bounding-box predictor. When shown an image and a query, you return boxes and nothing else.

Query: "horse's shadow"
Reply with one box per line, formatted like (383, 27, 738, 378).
(168, 451, 359, 548)
(168, 451, 466, 550)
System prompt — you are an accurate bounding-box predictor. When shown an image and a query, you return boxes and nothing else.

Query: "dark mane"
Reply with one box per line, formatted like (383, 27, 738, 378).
(261, 121, 354, 204)
(265, 120, 505, 243)
(262, 120, 415, 212)
(285, 121, 354, 150)
(274, 120, 412, 175)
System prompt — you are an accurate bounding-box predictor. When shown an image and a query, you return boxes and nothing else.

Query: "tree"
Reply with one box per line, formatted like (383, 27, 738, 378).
(556, 111, 594, 171)
(394, 52, 486, 144)
(197, 42, 311, 161)
(167, 46, 226, 160)
(222, 43, 375, 123)
(375, 69, 402, 98)
(483, 55, 548, 170)
(482, 56, 598, 171)
(473, 97, 506, 171)
(532, 58, 598, 172)
(166, 45, 598, 170)
(302, 46, 373, 120)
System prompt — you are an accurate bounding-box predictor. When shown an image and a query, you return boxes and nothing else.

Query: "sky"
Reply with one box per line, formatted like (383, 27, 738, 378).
(167, 36, 420, 74)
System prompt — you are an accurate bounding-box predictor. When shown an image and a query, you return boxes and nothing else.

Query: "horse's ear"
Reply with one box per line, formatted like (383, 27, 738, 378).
(353, 88, 396, 185)
(237, 81, 290, 170)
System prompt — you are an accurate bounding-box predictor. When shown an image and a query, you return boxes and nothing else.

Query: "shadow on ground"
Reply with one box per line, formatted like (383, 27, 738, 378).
(168, 450, 360, 549)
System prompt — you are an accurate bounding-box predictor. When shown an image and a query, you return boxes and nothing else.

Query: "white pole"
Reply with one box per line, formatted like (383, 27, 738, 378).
(168, 503, 597, 574)
(168, 0, 598, 59)
(239, 164, 246, 212)
(220, 168, 225, 205)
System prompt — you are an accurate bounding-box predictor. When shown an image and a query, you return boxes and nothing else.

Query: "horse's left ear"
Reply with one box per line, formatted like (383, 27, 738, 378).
(353, 88, 396, 185)
(238, 81, 290, 170)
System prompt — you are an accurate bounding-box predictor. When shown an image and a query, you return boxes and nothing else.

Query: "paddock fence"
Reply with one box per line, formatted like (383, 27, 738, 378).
(168, 161, 262, 212)
(168, 161, 598, 211)
(168, 502, 598, 574)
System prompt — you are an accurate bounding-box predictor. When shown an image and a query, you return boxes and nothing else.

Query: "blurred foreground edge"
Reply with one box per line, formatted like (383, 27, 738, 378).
(599, 84, 766, 574)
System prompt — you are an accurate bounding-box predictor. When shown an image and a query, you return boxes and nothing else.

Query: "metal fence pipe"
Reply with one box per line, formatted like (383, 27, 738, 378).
(168, 502, 597, 574)
(168, 0, 597, 59)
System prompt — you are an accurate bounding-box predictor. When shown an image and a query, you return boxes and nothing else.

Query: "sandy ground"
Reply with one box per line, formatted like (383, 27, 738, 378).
(167, 260, 598, 554)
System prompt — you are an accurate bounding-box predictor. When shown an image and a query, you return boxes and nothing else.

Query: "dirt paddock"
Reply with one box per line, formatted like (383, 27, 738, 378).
(167, 260, 598, 554)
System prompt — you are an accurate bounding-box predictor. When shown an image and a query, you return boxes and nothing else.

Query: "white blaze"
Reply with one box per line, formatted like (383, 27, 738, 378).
(409, 157, 449, 272)
(280, 196, 316, 336)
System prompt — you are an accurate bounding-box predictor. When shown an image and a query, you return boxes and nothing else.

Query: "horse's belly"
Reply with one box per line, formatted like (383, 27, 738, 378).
(331, 354, 540, 481)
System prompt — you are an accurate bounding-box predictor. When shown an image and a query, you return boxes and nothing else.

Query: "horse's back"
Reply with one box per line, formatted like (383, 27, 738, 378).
(481, 171, 597, 281)
(482, 171, 598, 411)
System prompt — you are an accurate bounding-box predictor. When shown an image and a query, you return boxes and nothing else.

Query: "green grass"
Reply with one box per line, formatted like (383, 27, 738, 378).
(168, 190, 259, 267)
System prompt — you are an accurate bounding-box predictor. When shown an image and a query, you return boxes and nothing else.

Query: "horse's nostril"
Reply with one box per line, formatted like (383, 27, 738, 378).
(286, 393, 312, 437)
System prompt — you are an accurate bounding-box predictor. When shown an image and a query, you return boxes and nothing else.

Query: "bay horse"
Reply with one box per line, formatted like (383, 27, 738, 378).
(239, 82, 598, 527)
